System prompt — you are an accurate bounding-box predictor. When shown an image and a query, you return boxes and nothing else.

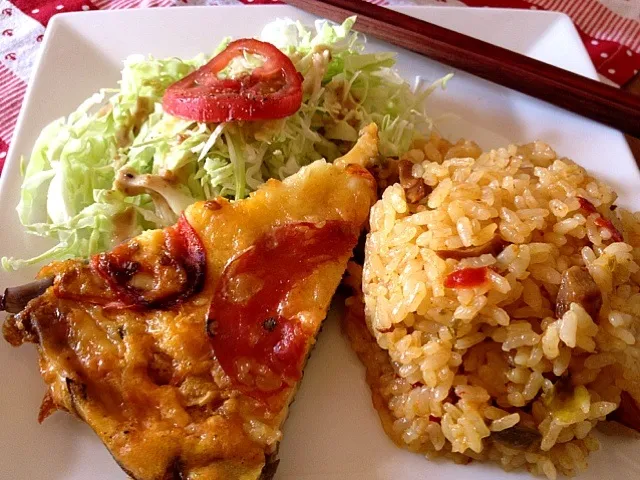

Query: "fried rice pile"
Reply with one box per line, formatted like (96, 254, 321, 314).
(344, 134, 640, 479)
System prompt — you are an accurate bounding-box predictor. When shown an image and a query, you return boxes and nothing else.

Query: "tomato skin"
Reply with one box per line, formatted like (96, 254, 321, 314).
(206, 221, 358, 401)
(444, 267, 489, 289)
(594, 216, 623, 242)
(163, 39, 303, 123)
(577, 196, 623, 242)
(577, 196, 597, 214)
(90, 215, 206, 309)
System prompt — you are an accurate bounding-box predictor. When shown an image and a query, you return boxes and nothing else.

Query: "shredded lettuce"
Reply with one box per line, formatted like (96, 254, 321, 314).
(3, 16, 449, 270)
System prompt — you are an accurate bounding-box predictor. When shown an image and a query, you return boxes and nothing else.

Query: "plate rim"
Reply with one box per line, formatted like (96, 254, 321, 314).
(0, 5, 638, 479)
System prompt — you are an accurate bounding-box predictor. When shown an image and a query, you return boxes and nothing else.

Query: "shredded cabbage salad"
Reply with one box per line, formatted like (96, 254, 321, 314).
(3, 17, 450, 270)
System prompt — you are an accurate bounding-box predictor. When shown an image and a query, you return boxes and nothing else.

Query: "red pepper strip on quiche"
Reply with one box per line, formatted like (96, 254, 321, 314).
(1, 126, 378, 480)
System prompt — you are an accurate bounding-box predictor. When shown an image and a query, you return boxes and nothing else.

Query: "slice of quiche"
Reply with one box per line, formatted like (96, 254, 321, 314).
(1, 130, 377, 480)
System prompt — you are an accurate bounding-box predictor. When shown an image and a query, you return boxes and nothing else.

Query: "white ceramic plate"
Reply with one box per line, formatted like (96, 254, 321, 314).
(0, 5, 638, 480)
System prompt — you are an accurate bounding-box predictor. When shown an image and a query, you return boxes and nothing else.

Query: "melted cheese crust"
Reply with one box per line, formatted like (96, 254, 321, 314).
(7, 160, 375, 480)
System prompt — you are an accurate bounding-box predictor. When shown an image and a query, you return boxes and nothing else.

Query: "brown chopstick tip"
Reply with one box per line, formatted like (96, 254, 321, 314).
(284, 0, 640, 137)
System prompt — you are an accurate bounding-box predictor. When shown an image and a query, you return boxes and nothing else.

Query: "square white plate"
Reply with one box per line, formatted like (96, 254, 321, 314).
(1, 5, 639, 480)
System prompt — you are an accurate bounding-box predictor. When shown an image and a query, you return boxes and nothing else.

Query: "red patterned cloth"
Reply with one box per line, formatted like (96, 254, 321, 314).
(0, 0, 638, 174)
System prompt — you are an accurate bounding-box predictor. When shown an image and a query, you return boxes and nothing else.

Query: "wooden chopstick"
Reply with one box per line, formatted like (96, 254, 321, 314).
(283, 0, 640, 138)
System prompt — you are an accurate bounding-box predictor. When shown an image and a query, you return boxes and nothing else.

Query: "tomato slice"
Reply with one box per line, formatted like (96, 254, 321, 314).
(90, 215, 206, 309)
(206, 221, 358, 403)
(162, 39, 303, 123)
